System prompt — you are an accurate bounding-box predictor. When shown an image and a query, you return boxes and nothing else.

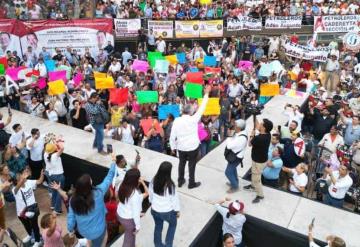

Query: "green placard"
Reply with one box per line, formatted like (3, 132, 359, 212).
(185, 82, 203, 99)
(136, 90, 159, 104)
(0, 64, 4, 75)
(148, 52, 164, 68)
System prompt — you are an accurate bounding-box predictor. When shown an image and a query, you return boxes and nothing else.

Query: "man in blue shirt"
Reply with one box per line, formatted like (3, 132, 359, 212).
(121, 47, 132, 67)
(262, 146, 283, 188)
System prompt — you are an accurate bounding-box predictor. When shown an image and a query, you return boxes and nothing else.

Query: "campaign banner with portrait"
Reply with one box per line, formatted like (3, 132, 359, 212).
(114, 19, 141, 37)
(0, 19, 24, 57)
(265, 16, 302, 29)
(227, 17, 262, 31)
(20, 19, 114, 57)
(314, 15, 360, 33)
(199, 20, 223, 37)
(281, 39, 331, 62)
(175, 21, 200, 38)
(148, 20, 174, 39)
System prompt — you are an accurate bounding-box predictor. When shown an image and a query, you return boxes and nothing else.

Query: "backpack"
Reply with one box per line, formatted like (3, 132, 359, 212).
(224, 134, 248, 165)
(0, 129, 10, 150)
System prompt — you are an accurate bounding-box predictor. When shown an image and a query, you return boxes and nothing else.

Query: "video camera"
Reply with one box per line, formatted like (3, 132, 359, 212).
(244, 103, 264, 116)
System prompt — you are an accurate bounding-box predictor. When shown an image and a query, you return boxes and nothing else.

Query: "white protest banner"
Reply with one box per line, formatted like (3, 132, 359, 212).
(265, 16, 302, 29)
(281, 39, 331, 62)
(245, 0, 263, 7)
(227, 17, 262, 31)
(314, 15, 360, 33)
(148, 20, 174, 38)
(199, 20, 223, 37)
(175, 21, 200, 38)
(114, 19, 141, 37)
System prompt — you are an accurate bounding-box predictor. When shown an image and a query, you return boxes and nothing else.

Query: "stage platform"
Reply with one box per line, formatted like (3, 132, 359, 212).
(2, 94, 360, 247)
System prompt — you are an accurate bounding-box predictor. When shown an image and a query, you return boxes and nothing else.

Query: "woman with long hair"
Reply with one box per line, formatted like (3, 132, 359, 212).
(44, 142, 65, 214)
(215, 198, 246, 247)
(117, 168, 148, 247)
(67, 158, 116, 247)
(149, 162, 180, 247)
(223, 233, 235, 247)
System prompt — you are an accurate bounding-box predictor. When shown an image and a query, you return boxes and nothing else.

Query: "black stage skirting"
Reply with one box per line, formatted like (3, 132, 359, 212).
(190, 212, 326, 247)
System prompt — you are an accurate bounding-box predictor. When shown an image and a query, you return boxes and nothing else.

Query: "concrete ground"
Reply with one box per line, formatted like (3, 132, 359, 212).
(2, 94, 360, 247)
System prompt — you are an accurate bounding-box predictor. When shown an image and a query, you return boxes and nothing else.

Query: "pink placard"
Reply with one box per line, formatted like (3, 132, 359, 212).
(238, 60, 253, 71)
(198, 123, 208, 141)
(73, 73, 83, 86)
(132, 59, 149, 73)
(48, 70, 67, 82)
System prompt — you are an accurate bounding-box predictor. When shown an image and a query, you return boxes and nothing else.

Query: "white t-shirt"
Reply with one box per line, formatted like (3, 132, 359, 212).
(46, 110, 59, 122)
(157, 40, 166, 53)
(327, 171, 353, 199)
(26, 136, 45, 161)
(13, 180, 37, 216)
(290, 169, 308, 193)
(117, 190, 143, 230)
(9, 132, 24, 147)
(44, 152, 64, 176)
(120, 125, 135, 145)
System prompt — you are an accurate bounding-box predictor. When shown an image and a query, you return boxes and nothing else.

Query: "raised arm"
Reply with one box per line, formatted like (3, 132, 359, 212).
(97, 163, 116, 194)
(193, 85, 212, 122)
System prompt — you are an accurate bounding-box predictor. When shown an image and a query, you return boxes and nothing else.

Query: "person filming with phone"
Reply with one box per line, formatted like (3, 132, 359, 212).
(308, 220, 346, 247)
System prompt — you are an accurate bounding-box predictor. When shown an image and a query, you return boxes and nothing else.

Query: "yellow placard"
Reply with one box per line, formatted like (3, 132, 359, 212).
(48, 80, 66, 95)
(198, 98, 220, 116)
(93, 72, 107, 78)
(260, 83, 280, 97)
(165, 55, 178, 65)
(95, 76, 115, 89)
(200, 0, 212, 5)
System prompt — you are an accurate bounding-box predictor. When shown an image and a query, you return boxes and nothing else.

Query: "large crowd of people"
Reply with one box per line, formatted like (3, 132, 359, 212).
(0, 0, 359, 20)
(0, 4, 359, 246)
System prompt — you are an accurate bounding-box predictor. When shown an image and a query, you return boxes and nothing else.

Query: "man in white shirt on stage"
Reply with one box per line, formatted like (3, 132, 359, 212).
(224, 119, 247, 193)
(170, 85, 211, 189)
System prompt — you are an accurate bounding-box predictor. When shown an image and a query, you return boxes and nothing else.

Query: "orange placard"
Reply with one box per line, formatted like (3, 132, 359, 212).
(95, 76, 115, 89)
(260, 84, 280, 97)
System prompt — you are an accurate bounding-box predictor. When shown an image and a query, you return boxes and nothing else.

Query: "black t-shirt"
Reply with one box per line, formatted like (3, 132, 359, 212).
(251, 133, 271, 163)
(70, 108, 88, 130)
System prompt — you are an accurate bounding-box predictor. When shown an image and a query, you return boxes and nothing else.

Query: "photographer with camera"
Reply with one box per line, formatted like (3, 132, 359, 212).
(244, 116, 273, 203)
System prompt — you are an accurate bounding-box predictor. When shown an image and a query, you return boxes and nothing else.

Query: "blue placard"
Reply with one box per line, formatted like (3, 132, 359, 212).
(204, 55, 216, 67)
(176, 53, 186, 64)
(158, 104, 180, 120)
(44, 60, 56, 72)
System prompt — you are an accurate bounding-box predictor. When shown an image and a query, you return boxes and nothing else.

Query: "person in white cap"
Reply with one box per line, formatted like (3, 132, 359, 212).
(224, 119, 248, 193)
(215, 197, 246, 247)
